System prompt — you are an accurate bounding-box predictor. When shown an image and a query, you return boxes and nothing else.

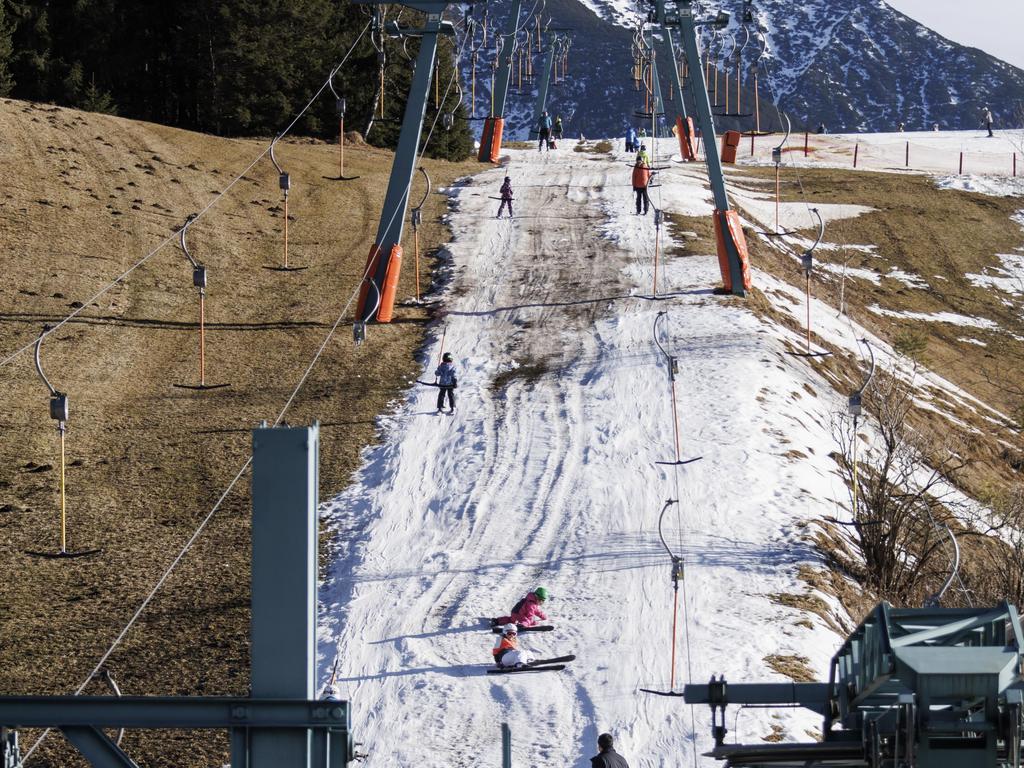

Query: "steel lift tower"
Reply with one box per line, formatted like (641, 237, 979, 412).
(653, 0, 751, 296)
(354, 1, 463, 337)
(479, 0, 522, 163)
(683, 602, 1024, 767)
(0, 424, 353, 767)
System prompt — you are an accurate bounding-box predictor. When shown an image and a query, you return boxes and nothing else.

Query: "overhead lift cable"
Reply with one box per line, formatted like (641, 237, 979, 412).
(0, 19, 372, 375)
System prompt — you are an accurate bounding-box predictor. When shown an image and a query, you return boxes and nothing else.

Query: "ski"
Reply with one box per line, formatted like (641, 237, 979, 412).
(490, 625, 554, 634)
(527, 655, 575, 666)
(488, 664, 565, 674)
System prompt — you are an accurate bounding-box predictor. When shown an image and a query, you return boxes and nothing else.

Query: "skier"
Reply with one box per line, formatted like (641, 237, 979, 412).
(497, 176, 513, 219)
(591, 733, 630, 768)
(981, 106, 994, 137)
(537, 111, 553, 152)
(492, 624, 535, 668)
(625, 125, 638, 153)
(491, 587, 549, 628)
(435, 352, 457, 413)
(632, 146, 651, 216)
(816, 122, 827, 135)
(897, 121, 905, 133)
(553, 115, 564, 141)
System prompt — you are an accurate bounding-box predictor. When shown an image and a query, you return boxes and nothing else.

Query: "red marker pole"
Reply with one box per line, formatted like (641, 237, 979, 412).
(804, 131, 809, 157)
(1014, 153, 1017, 177)
(905, 141, 910, 168)
(853, 143, 859, 169)
(959, 151, 964, 175)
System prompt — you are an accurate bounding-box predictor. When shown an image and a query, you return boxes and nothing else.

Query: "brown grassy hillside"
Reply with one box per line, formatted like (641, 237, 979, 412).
(0, 99, 477, 767)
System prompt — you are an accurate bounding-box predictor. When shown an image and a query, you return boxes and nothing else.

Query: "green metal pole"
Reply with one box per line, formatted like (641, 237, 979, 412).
(677, 2, 745, 295)
(532, 33, 559, 126)
(492, 0, 523, 117)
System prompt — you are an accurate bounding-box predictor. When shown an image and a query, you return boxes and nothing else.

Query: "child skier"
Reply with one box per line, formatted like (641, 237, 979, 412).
(497, 176, 513, 219)
(490, 587, 549, 628)
(435, 352, 457, 413)
(492, 624, 535, 668)
(553, 115, 564, 140)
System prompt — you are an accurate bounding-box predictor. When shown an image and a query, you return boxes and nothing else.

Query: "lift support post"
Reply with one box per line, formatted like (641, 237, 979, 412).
(672, 0, 750, 295)
(355, 1, 459, 327)
(478, 0, 522, 162)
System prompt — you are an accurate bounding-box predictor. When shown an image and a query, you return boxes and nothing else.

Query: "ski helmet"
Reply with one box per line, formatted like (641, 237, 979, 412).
(534, 587, 548, 601)
(504, 176, 511, 182)
(640, 144, 646, 151)
(442, 352, 453, 362)
(502, 623, 518, 635)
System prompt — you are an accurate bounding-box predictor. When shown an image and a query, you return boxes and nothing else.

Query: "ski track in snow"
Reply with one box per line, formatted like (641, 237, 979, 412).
(314, 143, 901, 766)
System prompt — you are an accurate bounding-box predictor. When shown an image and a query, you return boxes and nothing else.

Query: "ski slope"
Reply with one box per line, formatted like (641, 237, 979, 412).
(317, 141, 867, 766)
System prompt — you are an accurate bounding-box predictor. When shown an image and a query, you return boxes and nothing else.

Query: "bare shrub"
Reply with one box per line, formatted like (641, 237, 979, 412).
(832, 369, 969, 605)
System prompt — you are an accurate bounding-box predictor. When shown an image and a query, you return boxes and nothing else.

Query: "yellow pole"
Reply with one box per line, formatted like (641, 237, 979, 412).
(60, 425, 67, 553)
(284, 196, 289, 269)
(852, 418, 859, 518)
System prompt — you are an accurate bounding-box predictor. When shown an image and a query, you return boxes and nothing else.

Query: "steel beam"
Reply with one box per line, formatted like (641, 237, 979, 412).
(532, 34, 559, 128)
(683, 682, 831, 714)
(250, 424, 320, 766)
(60, 728, 137, 768)
(0, 697, 348, 729)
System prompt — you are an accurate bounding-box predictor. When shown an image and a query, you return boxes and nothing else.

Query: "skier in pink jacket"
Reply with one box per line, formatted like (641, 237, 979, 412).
(490, 587, 549, 628)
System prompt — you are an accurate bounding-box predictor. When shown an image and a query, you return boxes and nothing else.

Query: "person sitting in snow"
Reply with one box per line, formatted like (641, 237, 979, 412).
(497, 176, 513, 219)
(491, 587, 549, 628)
(492, 623, 535, 668)
(435, 352, 457, 413)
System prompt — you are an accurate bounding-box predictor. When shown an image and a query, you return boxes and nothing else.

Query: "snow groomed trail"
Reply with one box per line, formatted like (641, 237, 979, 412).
(318, 141, 855, 766)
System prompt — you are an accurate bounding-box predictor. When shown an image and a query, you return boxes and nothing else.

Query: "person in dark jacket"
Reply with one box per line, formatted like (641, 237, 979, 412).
(537, 111, 552, 152)
(435, 352, 457, 412)
(591, 733, 629, 768)
(497, 176, 513, 219)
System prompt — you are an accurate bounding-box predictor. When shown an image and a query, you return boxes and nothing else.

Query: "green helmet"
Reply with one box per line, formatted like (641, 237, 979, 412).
(534, 587, 549, 601)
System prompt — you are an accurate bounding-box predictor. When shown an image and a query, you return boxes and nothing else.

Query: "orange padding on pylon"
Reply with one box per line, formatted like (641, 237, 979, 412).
(488, 117, 504, 164)
(713, 210, 752, 292)
(477, 118, 505, 164)
(720, 130, 742, 164)
(676, 116, 696, 161)
(376, 244, 403, 323)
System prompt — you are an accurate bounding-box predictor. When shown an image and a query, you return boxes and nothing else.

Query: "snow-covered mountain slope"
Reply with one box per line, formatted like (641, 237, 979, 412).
(482, 0, 1024, 139)
(314, 142, 879, 766)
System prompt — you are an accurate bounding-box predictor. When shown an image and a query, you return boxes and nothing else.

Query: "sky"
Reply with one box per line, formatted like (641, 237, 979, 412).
(885, 0, 1024, 70)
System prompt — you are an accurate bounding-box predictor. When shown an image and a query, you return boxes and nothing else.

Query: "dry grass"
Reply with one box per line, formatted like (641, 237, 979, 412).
(763, 654, 816, 683)
(0, 99, 478, 766)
